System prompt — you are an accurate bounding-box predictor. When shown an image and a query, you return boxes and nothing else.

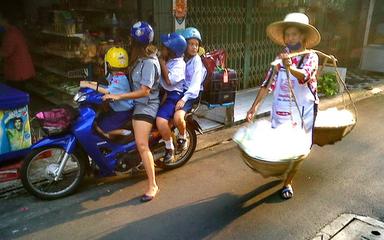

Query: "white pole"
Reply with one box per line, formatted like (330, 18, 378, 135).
(363, 0, 376, 47)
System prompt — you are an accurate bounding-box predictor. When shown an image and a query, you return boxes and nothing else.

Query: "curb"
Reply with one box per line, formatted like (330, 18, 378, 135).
(318, 82, 384, 110)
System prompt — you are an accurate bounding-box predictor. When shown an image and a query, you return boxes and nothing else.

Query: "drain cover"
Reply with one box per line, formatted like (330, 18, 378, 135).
(332, 219, 384, 240)
(313, 214, 384, 240)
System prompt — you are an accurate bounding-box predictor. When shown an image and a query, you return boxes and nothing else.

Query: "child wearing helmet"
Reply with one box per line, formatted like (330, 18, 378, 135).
(156, 32, 187, 163)
(174, 27, 207, 151)
(80, 47, 134, 134)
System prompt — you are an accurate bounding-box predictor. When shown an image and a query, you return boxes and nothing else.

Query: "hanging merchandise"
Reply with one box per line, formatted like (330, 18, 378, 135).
(173, 0, 187, 30)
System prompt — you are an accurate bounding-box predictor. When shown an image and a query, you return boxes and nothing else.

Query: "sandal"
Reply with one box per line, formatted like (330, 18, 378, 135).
(281, 185, 293, 200)
(141, 188, 160, 203)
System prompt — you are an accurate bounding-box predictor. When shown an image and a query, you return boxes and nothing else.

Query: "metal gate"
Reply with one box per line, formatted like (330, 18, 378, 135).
(188, 0, 305, 89)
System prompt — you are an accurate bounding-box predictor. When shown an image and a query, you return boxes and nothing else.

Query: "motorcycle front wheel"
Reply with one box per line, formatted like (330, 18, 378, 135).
(20, 147, 86, 200)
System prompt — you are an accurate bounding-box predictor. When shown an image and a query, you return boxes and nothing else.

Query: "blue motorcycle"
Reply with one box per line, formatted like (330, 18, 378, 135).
(20, 87, 201, 200)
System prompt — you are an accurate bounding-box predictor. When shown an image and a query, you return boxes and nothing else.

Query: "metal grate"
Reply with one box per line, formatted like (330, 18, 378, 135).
(188, 0, 305, 89)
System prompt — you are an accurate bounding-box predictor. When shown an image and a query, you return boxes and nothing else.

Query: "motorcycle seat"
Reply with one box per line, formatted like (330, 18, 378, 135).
(93, 120, 135, 144)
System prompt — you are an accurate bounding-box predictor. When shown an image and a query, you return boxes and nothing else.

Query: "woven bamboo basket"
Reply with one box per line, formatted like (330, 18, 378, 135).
(239, 149, 309, 178)
(313, 119, 355, 146)
(287, 50, 358, 147)
(313, 52, 357, 146)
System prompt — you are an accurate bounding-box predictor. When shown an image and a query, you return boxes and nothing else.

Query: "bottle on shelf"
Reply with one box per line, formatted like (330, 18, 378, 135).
(111, 12, 119, 40)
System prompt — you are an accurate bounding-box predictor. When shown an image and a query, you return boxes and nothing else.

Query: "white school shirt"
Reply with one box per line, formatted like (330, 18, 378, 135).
(182, 55, 207, 102)
(160, 57, 186, 92)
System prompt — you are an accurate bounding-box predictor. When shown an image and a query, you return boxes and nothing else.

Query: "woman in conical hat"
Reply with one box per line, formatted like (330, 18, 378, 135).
(246, 12, 321, 200)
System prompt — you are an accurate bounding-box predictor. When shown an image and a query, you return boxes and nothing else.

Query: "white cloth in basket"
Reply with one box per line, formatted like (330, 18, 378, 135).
(315, 108, 355, 128)
(233, 120, 311, 162)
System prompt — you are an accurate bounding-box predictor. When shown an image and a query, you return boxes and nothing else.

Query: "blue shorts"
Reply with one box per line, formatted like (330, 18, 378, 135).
(157, 91, 183, 120)
(181, 98, 197, 113)
(97, 109, 133, 132)
(180, 91, 203, 113)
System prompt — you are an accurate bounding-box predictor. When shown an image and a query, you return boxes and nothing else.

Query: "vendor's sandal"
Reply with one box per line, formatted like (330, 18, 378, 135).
(281, 185, 293, 200)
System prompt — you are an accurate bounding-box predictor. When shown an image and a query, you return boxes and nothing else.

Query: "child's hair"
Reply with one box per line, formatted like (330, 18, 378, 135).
(129, 41, 158, 66)
(145, 44, 158, 57)
(162, 45, 177, 59)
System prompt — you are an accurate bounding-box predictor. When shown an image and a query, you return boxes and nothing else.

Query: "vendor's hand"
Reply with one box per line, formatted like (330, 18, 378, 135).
(102, 94, 120, 102)
(80, 81, 90, 88)
(280, 53, 292, 67)
(175, 99, 186, 110)
(246, 108, 256, 123)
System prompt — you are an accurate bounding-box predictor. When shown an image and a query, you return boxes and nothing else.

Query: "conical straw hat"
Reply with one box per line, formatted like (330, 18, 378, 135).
(266, 12, 321, 48)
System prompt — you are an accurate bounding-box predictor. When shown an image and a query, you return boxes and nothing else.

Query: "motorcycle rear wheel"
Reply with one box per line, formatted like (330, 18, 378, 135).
(21, 147, 86, 200)
(162, 126, 197, 170)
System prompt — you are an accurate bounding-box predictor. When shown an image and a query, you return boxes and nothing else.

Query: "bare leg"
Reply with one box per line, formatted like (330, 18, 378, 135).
(133, 120, 158, 197)
(281, 162, 302, 199)
(283, 171, 297, 187)
(156, 117, 172, 141)
(174, 110, 187, 136)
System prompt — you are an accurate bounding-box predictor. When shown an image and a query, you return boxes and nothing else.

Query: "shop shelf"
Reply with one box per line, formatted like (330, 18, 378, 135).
(33, 47, 81, 60)
(42, 30, 84, 39)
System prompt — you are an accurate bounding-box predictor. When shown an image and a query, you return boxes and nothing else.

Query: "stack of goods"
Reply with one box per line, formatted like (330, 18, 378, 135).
(79, 31, 97, 63)
(51, 10, 76, 35)
(45, 42, 81, 58)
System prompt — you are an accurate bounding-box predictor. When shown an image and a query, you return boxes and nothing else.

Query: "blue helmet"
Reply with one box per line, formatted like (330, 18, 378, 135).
(130, 21, 154, 45)
(160, 33, 187, 57)
(182, 27, 202, 42)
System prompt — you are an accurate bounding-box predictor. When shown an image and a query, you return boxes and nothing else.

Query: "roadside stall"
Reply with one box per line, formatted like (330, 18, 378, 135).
(18, 0, 143, 106)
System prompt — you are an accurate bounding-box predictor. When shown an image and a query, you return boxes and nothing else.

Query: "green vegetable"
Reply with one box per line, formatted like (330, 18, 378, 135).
(318, 72, 339, 97)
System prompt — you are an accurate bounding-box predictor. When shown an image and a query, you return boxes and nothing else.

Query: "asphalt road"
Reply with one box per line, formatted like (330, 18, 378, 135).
(0, 94, 383, 240)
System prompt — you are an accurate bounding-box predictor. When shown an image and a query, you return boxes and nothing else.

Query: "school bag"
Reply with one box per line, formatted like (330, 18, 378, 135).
(201, 49, 238, 104)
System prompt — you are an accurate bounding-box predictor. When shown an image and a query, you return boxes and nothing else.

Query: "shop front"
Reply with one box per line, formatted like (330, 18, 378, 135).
(360, 0, 384, 73)
(1, 0, 174, 107)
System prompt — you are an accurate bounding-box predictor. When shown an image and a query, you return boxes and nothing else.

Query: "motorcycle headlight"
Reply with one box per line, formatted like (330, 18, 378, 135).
(73, 92, 87, 102)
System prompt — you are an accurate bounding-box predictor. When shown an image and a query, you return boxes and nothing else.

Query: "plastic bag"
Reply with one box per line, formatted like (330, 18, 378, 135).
(35, 106, 77, 135)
